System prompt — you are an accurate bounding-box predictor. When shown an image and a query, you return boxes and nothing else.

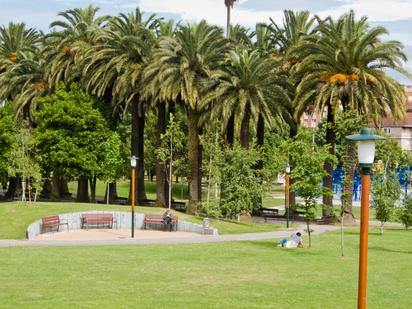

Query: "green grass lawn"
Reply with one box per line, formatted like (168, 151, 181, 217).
(0, 202, 283, 239)
(0, 228, 411, 308)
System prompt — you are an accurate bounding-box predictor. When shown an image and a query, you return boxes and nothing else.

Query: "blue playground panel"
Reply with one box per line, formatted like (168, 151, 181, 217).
(331, 167, 412, 200)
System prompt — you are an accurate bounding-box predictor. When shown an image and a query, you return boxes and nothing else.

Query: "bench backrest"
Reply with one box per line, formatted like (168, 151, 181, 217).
(82, 214, 113, 220)
(42, 215, 60, 225)
(145, 214, 178, 222)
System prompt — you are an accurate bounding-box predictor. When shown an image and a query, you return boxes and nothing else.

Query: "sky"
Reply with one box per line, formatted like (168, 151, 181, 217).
(0, 0, 411, 83)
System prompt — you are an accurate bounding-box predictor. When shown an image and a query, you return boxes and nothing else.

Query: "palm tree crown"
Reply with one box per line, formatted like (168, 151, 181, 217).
(293, 10, 409, 121)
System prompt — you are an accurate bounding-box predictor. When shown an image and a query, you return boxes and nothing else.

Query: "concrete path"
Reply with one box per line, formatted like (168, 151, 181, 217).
(0, 224, 339, 247)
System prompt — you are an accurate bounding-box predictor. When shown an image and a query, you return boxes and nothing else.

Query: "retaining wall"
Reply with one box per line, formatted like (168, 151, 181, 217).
(26, 211, 218, 239)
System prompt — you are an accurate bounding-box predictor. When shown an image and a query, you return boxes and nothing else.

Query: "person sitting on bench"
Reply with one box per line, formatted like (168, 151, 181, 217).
(163, 209, 173, 226)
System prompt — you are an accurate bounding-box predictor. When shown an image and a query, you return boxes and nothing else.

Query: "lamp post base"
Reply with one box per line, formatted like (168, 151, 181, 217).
(131, 210, 135, 238)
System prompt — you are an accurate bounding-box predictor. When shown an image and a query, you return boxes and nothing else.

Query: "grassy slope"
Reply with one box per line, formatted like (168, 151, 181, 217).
(0, 202, 283, 239)
(0, 228, 411, 308)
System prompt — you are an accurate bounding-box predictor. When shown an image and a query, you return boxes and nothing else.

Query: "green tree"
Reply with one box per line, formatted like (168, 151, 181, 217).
(156, 114, 185, 209)
(8, 123, 42, 204)
(0, 102, 16, 180)
(218, 144, 263, 221)
(100, 131, 123, 204)
(200, 124, 224, 216)
(372, 172, 401, 234)
(334, 110, 367, 222)
(34, 83, 115, 202)
(286, 130, 334, 248)
(400, 196, 412, 229)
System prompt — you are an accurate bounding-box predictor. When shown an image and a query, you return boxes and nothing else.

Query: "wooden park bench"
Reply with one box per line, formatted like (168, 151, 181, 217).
(81, 213, 117, 229)
(259, 207, 280, 222)
(144, 214, 178, 231)
(41, 215, 69, 233)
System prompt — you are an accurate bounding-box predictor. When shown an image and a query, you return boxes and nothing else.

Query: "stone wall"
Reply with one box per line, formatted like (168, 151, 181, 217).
(26, 211, 218, 239)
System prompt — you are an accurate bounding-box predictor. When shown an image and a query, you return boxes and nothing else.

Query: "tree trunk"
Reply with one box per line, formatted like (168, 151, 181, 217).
(187, 109, 201, 213)
(156, 102, 168, 207)
(307, 220, 312, 248)
(76, 176, 90, 203)
(40, 179, 51, 199)
(50, 173, 61, 201)
(226, 114, 235, 145)
(240, 110, 250, 149)
(104, 182, 118, 204)
(322, 102, 335, 218)
(226, 4, 231, 38)
(131, 101, 147, 204)
(255, 114, 265, 208)
(342, 141, 356, 223)
(5, 177, 20, 199)
(289, 122, 299, 210)
(256, 115, 265, 163)
(60, 177, 70, 197)
(89, 175, 97, 203)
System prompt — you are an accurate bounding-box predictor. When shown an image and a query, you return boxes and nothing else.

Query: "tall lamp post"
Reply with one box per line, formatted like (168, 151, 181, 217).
(346, 128, 383, 309)
(285, 164, 291, 228)
(130, 155, 137, 238)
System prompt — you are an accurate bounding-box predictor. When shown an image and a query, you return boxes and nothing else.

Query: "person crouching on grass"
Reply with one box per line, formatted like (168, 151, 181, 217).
(278, 232, 303, 248)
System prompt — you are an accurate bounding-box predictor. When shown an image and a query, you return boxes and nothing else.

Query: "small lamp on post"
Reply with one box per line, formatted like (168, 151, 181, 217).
(285, 164, 291, 228)
(130, 155, 137, 238)
(346, 128, 383, 309)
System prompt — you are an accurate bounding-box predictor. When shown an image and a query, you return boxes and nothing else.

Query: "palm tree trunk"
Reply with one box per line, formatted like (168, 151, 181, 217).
(156, 102, 168, 207)
(257, 115, 264, 152)
(322, 102, 335, 218)
(342, 141, 356, 223)
(187, 109, 201, 213)
(240, 110, 250, 149)
(255, 114, 265, 208)
(226, 114, 235, 145)
(289, 122, 299, 209)
(76, 176, 90, 203)
(226, 4, 231, 38)
(131, 101, 147, 204)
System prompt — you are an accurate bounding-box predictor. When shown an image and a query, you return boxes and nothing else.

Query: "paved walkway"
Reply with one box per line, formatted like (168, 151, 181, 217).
(0, 224, 339, 247)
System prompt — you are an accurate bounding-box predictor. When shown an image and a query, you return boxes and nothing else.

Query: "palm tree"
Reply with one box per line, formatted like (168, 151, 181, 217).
(81, 8, 160, 203)
(292, 10, 410, 219)
(224, 0, 237, 37)
(225, 24, 252, 145)
(269, 10, 316, 137)
(0, 22, 40, 73)
(207, 49, 290, 149)
(0, 52, 46, 119)
(268, 10, 316, 210)
(143, 21, 229, 213)
(44, 5, 109, 87)
(142, 19, 177, 207)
